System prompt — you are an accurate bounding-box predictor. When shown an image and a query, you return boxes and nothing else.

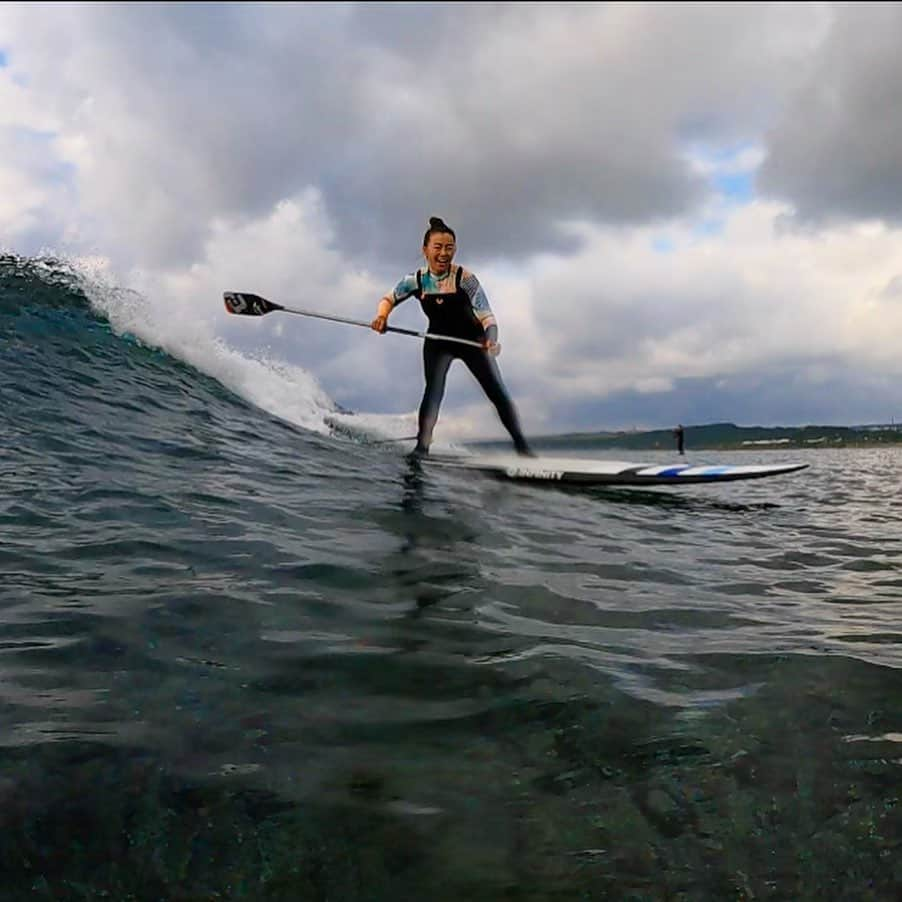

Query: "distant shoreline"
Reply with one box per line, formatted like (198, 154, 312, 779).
(476, 422, 902, 453)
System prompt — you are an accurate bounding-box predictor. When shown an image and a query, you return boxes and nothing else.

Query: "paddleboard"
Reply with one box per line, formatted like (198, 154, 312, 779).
(423, 453, 809, 487)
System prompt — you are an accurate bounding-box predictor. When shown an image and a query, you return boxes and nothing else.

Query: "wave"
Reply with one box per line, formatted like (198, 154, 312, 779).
(0, 254, 416, 446)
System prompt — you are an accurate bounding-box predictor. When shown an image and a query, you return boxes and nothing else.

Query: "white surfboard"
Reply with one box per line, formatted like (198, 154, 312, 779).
(424, 452, 809, 487)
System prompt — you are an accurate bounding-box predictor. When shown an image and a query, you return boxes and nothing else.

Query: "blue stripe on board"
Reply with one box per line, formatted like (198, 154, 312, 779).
(656, 467, 690, 477)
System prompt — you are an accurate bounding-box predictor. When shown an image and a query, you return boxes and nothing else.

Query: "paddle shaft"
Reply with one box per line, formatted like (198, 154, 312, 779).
(275, 303, 486, 350)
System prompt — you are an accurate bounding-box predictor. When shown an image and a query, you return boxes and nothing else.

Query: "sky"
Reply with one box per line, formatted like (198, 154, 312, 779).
(3, 1, 902, 441)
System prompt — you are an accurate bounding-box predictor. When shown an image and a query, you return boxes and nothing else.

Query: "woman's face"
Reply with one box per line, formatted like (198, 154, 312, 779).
(423, 232, 456, 274)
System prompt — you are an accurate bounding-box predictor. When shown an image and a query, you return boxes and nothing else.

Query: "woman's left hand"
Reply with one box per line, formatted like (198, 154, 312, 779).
(484, 339, 501, 357)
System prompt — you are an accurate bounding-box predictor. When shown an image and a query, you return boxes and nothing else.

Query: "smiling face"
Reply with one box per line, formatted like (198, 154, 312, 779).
(423, 232, 456, 275)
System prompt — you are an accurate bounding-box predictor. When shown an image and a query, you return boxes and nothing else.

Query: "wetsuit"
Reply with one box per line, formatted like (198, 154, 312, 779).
(380, 264, 531, 455)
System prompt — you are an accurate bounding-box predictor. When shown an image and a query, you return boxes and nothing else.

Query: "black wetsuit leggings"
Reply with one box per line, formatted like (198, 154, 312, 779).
(416, 342, 530, 454)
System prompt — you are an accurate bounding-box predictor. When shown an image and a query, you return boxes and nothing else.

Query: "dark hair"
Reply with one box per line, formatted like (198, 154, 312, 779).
(423, 216, 456, 247)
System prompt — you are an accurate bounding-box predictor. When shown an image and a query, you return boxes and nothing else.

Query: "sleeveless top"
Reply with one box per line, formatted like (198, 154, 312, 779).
(384, 264, 498, 343)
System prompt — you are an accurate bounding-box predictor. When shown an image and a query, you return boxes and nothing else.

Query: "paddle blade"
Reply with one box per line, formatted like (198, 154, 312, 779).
(223, 292, 283, 316)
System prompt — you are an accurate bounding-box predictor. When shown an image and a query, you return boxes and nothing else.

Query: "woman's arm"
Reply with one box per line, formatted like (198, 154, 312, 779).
(371, 272, 419, 333)
(461, 269, 500, 352)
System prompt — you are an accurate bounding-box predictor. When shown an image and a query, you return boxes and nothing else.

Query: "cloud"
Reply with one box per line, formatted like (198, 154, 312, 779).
(0, 2, 824, 266)
(0, 126, 76, 251)
(760, 4, 902, 224)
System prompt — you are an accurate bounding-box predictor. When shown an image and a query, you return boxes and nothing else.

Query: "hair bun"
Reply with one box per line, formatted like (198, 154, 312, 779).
(423, 216, 456, 246)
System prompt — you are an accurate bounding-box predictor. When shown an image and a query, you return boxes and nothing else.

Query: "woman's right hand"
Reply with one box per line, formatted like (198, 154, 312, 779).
(371, 315, 387, 334)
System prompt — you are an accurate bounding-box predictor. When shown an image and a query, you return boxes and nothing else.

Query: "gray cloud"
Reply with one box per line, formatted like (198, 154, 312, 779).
(760, 4, 902, 224)
(2, 2, 824, 271)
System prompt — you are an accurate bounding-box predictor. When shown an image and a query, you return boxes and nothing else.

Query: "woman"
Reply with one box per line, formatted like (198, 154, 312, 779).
(371, 217, 533, 458)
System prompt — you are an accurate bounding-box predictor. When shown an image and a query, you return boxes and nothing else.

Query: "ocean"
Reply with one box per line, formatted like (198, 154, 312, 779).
(1, 256, 900, 900)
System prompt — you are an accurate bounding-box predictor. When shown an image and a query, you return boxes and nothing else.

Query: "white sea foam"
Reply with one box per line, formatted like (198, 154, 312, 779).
(65, 257, 349, 436)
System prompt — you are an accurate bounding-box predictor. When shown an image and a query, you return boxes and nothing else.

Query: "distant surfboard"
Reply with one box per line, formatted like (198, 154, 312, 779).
(424, 453, 809, 487)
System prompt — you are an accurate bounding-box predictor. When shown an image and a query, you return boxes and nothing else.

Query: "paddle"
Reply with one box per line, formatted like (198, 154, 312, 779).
(223, 292, 486, 350)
